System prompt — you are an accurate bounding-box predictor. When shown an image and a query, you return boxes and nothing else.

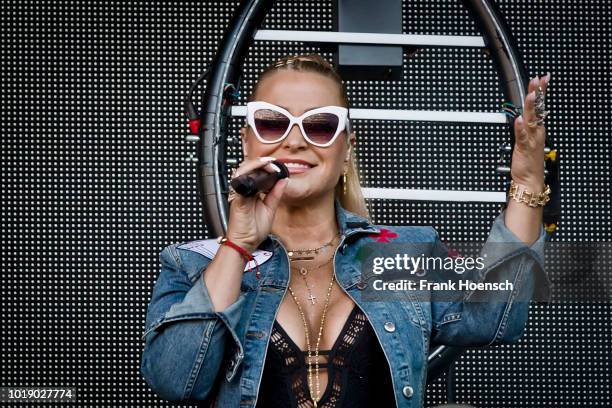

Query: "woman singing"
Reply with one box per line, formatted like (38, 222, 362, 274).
(140, 54, 551, 408)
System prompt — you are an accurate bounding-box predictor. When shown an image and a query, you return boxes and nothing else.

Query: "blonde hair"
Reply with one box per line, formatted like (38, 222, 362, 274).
(247, 53, 371, 220)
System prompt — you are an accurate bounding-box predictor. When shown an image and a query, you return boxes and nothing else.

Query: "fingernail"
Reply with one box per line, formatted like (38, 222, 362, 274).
(259, 156, 276, 162)
(545, 72, 551, 84)
(269, 163, 281, 172)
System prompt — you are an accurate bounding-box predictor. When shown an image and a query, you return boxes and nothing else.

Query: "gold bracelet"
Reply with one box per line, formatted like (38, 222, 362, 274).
(508, 179, 551, 208)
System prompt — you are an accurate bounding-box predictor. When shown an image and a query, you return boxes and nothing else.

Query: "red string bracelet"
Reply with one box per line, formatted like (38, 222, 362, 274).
(217, 236, 261, 279)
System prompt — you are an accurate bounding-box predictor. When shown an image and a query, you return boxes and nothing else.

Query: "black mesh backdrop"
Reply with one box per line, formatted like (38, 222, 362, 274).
(1, 1, 610, 407)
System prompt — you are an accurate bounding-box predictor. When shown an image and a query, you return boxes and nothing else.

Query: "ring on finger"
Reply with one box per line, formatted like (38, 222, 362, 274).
(534, 85, 549, 122)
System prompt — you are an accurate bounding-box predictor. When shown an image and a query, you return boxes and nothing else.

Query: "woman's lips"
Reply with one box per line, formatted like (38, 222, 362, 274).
(287, 166, 312, 174)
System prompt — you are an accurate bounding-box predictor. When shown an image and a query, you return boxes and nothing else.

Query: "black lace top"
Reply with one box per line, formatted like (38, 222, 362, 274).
(256, 304, 396, 407)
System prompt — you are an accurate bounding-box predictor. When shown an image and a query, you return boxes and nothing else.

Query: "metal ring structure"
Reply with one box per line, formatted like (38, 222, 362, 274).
(192, 0, 560, 387)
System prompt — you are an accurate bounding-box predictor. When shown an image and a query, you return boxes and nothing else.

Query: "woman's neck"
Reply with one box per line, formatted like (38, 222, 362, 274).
(271, 195, 340, 250)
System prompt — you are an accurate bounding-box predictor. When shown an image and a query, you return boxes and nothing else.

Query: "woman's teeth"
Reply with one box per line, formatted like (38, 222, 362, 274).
(285, 163, 311, 169)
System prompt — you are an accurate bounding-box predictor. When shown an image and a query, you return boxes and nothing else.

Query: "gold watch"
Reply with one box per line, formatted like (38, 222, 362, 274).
(508, 179, 551, 207)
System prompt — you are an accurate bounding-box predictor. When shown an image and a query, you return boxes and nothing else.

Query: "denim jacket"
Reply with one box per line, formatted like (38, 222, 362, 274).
(140, 198, 549, 408)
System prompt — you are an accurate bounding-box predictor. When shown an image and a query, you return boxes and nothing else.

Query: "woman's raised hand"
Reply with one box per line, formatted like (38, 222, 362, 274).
(225, 156, 289, 253)
(511, 74, 551, 189)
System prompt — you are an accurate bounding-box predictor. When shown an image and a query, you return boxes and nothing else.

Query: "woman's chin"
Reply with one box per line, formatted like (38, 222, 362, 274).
(279, 180, 331, 203)
(278, 180, 306, 198)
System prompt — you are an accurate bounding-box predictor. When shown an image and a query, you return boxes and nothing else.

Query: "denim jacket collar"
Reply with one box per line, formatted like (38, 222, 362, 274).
(334, 197, 381, 236)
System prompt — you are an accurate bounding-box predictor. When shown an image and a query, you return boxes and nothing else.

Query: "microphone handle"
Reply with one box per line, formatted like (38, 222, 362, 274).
(230, 161, 289, 197)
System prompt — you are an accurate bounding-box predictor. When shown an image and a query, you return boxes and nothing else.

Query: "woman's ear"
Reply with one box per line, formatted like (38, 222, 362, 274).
(348, 131, 356, 146)
(346, 132, 356, 161)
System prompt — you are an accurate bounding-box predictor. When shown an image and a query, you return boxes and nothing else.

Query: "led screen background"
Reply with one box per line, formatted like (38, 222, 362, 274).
(1, 1, 610, 406)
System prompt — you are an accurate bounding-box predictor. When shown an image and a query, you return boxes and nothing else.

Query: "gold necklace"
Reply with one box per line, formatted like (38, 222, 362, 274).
(287, 233, 339, 261)
(290, 250, 335, 305)
(288, 274, 335, 408)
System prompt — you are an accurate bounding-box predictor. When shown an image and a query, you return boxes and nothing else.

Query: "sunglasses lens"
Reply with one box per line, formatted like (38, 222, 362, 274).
(254, 109, 290, 141)
(303, 113, 339, 145)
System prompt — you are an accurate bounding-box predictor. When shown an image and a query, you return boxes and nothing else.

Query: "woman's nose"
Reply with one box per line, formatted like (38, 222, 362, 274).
(282, 123, 308, 149)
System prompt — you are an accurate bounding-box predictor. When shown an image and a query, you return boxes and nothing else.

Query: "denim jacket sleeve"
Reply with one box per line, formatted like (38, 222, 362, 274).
(429, 208, 551, 347)
(140, 243, 245, 401)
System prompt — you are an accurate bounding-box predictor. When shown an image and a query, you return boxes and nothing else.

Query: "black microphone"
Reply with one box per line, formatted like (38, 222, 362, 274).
(230, 160, 290, 197)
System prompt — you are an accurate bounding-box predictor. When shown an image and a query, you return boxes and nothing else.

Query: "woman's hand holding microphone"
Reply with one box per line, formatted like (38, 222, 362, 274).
(203, 156, 288, 311)
(225, 156, 289, 253)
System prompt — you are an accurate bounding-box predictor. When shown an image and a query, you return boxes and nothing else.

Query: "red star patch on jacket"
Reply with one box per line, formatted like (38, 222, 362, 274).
(369, 228, 398, 243)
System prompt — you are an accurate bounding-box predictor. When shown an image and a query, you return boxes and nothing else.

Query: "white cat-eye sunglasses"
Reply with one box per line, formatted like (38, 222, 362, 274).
(245, 101, 353, 148)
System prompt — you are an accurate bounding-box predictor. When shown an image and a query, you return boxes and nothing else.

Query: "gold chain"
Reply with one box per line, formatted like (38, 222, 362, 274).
(287, 233, 339, 259)
(290, 250, 336, 305)
(287, 273, 335, 407)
